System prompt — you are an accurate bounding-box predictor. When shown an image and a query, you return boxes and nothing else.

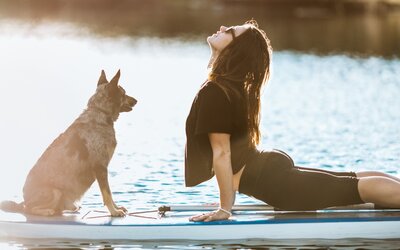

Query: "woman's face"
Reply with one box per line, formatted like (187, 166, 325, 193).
(207, 24, 249, 53)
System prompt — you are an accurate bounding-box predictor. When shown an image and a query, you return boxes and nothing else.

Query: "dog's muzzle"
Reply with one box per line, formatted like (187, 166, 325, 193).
(121, 96, 137, 112)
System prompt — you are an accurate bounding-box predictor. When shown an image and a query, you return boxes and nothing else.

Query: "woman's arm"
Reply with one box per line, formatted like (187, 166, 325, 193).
(210, 133, 235, 212)
(189, 133, 235, 222)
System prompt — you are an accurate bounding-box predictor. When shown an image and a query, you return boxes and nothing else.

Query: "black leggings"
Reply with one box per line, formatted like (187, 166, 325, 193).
(239, 150, 364, 210)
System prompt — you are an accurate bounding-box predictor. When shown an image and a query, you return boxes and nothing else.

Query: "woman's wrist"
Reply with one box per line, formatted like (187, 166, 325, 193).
(217, 207, 232, 217)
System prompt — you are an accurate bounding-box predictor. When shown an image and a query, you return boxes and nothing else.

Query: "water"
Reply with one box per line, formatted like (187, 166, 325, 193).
(1, 10, 400, 250)
(3, 238, 400, 250)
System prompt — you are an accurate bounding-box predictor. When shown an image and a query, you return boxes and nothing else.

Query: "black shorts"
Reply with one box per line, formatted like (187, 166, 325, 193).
(239, 149, 364, 210)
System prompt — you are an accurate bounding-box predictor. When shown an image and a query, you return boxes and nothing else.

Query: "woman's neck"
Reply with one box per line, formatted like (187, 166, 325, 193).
(207, 50, 219, 69)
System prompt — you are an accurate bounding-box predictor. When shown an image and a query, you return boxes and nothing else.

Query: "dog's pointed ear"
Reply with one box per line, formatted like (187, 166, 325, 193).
(98, 70, 108, 86)
(110, 69, 121, 85)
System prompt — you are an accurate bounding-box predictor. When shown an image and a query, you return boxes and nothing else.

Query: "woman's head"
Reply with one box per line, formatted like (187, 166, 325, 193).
(207, 25, 248, 52)
(208, 19, 272, 83)
(208, 19, 272, 147)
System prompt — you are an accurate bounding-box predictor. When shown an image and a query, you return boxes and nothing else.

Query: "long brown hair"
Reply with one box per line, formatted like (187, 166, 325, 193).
(208, 19, 272, 147)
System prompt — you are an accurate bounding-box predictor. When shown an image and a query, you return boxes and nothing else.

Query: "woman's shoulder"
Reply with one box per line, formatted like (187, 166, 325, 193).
(198, 81, 227, 99)
(200, 80, 220, 91)
(201, 80, 243, 103)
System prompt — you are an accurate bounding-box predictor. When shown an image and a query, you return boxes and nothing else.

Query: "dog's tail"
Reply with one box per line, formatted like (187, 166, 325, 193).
(0, 200, 24, 213)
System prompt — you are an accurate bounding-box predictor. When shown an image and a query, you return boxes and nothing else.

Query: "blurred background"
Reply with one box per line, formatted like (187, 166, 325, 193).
(0, 0, 399, 57)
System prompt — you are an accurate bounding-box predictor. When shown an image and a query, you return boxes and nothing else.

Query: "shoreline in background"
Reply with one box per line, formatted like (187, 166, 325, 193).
(0, 0, 399, 57)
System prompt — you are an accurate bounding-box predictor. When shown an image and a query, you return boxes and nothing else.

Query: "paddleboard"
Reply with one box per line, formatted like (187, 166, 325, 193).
(1, 207, 399, 240)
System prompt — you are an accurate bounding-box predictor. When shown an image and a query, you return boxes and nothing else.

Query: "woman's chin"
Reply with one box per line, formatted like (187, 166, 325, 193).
(207, 39, 217, 48)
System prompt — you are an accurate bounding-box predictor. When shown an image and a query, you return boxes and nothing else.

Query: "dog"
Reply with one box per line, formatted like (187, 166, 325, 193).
(0, 70, 136, 216)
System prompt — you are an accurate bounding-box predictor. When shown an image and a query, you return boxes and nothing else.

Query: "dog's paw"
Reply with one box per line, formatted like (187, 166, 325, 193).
(116, 206, 128, 213)
(110, 209, 127, 217)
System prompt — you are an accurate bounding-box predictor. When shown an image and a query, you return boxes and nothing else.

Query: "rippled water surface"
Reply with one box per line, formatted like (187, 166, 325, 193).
(0, 23, 399, 249)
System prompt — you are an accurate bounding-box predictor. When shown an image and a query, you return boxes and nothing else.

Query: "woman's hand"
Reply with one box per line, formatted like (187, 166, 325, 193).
(189, 208, 232, 222)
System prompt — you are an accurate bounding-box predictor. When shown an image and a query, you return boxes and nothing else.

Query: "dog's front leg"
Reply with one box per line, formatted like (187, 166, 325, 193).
(93, 165, 127, 217)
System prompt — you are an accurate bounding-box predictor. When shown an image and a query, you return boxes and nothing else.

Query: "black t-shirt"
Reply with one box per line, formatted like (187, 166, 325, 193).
(185, 81, 257, 187)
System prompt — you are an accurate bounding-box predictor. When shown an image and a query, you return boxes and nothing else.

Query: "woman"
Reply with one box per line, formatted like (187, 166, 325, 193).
(185, 20, 400, 222)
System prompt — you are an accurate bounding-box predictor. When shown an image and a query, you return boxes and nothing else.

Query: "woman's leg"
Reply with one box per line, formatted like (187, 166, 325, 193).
(356, 171, 400, 182)
(358, 176, 400, 208)
(296, 168, 400, 208)
(246, 151, 364, 210)
(278, 168, 364, 210)
(246, 150, 400, 210)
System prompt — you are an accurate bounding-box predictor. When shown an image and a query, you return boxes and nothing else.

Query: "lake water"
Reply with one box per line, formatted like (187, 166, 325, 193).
(0, 15, 400, 249)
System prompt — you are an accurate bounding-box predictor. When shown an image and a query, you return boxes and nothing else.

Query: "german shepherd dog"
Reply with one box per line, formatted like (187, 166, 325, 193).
(0, 70, 136, 216)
